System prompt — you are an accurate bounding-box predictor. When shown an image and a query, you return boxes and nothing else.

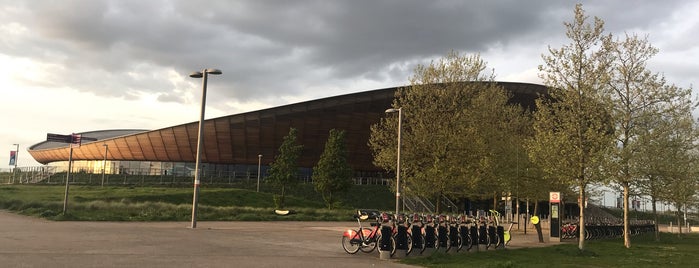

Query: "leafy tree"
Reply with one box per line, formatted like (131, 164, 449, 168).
(369, 51, 530, 212)
(267, 128, 303, 209)
(605, 33, 695, 247)
(527, 4, 614, 251)
(657, 112, 699, 237)
(312, 129, 353, 209)
(636, 113, 680, 241)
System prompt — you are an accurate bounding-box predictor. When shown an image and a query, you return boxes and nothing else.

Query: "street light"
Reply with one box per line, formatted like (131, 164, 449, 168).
(189, 68, 222, 229)
(257, 154, 262, 192)
(385, 107, 402, 215)
(101, 144, 108, 187)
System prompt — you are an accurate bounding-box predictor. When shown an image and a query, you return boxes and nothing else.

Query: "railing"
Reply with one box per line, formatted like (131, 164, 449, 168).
(1, 166, 391, 187)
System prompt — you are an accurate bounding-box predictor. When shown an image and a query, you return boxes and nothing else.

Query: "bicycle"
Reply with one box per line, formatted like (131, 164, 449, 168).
(422, 214, 439, 250)
(483, 211, 498, 249)
(407, 213, 426, 255)
(436, 214, 452, 251)
(446, 215, 462, 252)
(561, 221, 578, 239)
(457, 214, 473, 251)
(476, 213, 491, 249)
(488, 209, 515, 247)
(341, 210, 381, 254)
(391, 213, 413, 255)
(377, 212, 397, 256)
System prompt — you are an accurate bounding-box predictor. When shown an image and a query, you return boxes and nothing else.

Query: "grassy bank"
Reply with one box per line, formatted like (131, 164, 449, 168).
(403, 232, 699, 267)
(0, 184, 393, 221)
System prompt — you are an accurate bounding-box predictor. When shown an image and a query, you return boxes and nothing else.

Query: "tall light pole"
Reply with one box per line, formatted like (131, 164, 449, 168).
(385, 107, 402, 215)
(11, 144, 19, 184)
(257, 154, 262, 192)
(189, 68, 222, 229)
(101, 144, 108, 187)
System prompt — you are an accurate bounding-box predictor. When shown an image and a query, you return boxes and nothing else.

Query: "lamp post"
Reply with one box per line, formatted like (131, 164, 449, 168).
(385, 107, 402, 215)
(101, 144, 108, 187)
(189, 68, 222, 229)
(11, 144, 18, 184)
(257, 154, 262, 192)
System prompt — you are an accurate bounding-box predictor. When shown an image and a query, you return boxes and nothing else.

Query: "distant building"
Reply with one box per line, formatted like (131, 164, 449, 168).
(28, 82, 546, 184)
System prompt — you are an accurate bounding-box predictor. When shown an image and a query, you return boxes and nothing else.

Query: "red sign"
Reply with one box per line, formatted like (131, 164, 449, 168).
(550, 192, 561, 203)
(70, 134, 82, 148)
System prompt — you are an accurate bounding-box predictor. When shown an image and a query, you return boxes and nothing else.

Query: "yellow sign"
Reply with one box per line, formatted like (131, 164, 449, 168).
(530, 215, 540, 225)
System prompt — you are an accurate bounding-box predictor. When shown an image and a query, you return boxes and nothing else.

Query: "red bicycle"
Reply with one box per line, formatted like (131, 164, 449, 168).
(342, 210, 395, 255)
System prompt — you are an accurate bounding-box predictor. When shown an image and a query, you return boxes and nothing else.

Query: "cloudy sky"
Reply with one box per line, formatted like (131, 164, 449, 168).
(1, 0, 697, 167)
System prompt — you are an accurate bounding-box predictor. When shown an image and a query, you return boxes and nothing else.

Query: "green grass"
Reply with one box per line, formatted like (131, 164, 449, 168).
(402, 232, 699, 267)
(0, 184, 394, 221)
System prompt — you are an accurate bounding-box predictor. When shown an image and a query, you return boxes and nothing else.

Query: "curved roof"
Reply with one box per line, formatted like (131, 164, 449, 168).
(28, 82, 547, 171)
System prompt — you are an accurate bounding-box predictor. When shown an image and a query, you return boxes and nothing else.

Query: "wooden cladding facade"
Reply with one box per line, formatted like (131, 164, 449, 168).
(28, 82, 546, 172)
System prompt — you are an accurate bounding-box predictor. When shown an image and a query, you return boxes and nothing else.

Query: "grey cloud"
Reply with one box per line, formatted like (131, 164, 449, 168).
(2, 0, 695, 111)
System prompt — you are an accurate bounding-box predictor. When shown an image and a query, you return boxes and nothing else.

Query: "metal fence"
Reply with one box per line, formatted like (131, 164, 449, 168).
(1, 166, 392, 187)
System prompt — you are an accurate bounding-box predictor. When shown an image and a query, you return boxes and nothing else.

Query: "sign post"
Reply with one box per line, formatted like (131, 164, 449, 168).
(550, 192, 562, 240)
(46, 133, 96, 215)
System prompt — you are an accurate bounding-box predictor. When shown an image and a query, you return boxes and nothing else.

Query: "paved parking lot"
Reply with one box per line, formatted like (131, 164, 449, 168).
(0, 211, 416, 268)
(1, 210, 569, 267)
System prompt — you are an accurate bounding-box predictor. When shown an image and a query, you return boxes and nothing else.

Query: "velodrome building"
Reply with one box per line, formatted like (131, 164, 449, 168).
(27, 82, 546, 184)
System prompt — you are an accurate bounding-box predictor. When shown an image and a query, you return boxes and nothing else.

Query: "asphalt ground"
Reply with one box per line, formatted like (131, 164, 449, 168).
(0, 211, 418, 268)
(1, 211, 562, 268)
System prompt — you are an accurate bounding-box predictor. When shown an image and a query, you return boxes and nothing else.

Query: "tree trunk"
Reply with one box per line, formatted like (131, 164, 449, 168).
(623, 182, 631, 248)
(578, 185, 586, 251)
(435, 195, 441, 214)
(493, 192, 498, 211)
(651, 198, 659, 241)
(280, 185, 286, 209)
(677, 209, 683, 238)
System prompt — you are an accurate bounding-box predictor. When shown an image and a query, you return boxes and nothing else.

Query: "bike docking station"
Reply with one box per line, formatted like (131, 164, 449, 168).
(477, 212, 489, 251)
(469, 222, 480, 252)
(378, 213, 394, 260)
(393, 214, 409, 259)
(436, 215, 449, 253)
(423, 214, 438, 255)
(342, 209, 518, 260)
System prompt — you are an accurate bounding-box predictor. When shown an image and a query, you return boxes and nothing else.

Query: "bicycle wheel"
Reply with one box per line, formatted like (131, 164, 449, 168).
(342, 234, 360, 254)
(483, 230, 491, 249)
(375, 235, 396, 256)
(492, 232, 501, 248)
(464, 233, 473, 251)
(405, 233, 414, 255)
(414, 234, 427, 254)
(445, 236, 460, 253)
(437, 228, 450, 252)
(358, 228, 377, 253)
